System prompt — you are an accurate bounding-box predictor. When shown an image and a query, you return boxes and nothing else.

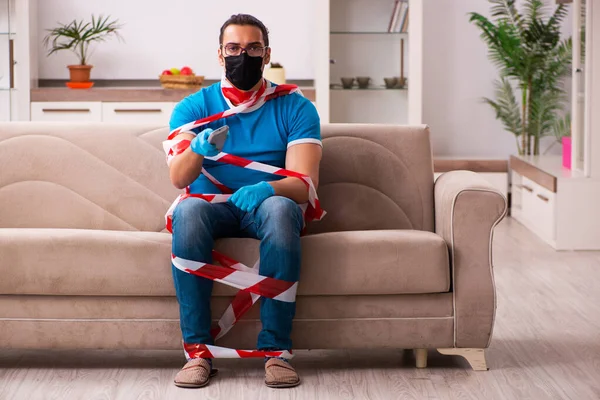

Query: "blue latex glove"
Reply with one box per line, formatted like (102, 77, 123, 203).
(190, 128, 219, 157)
(229, 181, 275, 212)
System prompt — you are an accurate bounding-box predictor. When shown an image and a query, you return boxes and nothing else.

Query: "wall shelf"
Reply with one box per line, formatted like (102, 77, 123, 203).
(324, 0, 414, 124)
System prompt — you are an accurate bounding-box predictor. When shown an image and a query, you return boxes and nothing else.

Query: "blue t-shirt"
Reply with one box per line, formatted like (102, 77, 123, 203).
(169, 82, 321, 194)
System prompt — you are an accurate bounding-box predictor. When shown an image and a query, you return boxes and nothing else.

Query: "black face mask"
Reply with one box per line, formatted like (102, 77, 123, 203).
(225, 52, 264, 91)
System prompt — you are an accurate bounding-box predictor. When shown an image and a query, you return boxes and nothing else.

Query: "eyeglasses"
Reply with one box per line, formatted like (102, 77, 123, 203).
(222, 43, 267, 58)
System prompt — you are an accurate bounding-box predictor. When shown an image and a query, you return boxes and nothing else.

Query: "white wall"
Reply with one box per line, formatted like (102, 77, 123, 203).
(37, 0, 316, 80)
(422, 0, 572, 157)
(34, 0, 574, 159)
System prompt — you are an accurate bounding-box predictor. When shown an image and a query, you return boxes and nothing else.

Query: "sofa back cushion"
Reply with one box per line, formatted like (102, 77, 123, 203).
(0, 123, 434, 233)
(0, 123, 178, 232)
(309, 124, 434, 233)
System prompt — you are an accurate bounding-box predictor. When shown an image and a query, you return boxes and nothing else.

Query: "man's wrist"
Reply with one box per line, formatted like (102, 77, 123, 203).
(190, 136, 206, 156)
(263, 181, 276, 196)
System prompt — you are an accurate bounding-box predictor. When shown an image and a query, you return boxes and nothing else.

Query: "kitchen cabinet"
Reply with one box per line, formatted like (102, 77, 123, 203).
(511, 173, 556, 244)
(510, 155, 600, 250)
(30, 101, 175, 124)
(30, 102, 102, 122)
(102, 102, 174, 124)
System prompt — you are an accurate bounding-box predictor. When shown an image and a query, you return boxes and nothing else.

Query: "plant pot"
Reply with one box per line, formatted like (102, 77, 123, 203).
(263, 67, 286, 85)
(562, 136, 572, 169)
(68, 64, 93, 83)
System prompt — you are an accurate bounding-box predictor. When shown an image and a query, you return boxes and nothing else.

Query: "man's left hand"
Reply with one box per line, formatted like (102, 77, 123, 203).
(228, 181, 275, 212)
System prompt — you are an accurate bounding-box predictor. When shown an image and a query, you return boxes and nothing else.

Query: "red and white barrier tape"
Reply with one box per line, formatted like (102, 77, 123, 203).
(209, 252, 261, 341)
(171, 255, 298, 302)
(164, 78, 324, 359)
(183, 343, 293, 360)
(163, 79, 301, 166)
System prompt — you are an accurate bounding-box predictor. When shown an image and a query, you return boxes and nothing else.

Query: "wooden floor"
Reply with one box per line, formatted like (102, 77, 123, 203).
(2, 218, 600, 400)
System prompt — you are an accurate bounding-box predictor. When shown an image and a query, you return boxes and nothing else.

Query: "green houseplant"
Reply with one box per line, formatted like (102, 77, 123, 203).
(469, 0, 572, 155)
(43, 15, 123, 84)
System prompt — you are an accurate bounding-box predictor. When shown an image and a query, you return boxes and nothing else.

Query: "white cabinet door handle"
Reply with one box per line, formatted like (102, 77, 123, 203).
(9, 39, 14, 89)
(114, 109, 163, 113)
(522, 185, 533, 193)
(42, 109, 91, 113)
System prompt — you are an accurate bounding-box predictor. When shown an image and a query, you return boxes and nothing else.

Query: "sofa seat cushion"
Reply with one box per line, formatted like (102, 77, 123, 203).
(0, 228, 450, 296)
(216, 230, 450, 295)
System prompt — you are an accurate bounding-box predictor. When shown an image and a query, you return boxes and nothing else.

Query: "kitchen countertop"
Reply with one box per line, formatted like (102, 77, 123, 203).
(31, 87, 206, 102)
(31, 79, 316, 102)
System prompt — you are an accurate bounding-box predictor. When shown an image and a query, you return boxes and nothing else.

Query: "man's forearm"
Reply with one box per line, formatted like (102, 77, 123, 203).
(170, 146, 205, 189)
(268, 177, 313, 204)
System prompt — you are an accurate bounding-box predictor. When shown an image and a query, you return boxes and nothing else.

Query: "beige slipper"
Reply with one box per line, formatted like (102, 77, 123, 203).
(174, 358, 218, 388)
(265, 358, 300, 388)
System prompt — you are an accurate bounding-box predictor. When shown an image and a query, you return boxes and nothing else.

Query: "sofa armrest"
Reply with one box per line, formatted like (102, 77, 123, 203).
(434, 171, 507, 348)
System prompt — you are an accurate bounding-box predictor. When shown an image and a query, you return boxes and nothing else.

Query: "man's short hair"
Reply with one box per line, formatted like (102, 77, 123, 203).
(219, 14, 270, 47)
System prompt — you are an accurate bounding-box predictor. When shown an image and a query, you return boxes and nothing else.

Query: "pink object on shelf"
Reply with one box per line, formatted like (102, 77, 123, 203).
(562, 136, 572, 169)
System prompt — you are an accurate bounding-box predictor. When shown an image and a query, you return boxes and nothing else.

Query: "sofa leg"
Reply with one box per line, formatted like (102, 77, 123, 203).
(437, 348, 488, 371)
(414, 349, 428, 368)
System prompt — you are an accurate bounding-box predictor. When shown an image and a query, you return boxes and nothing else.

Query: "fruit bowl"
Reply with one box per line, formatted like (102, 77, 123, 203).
(159, 74, 205, 89)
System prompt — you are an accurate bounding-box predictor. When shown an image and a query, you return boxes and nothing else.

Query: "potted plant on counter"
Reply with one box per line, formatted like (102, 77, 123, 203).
(263, 62, 286, 85)
(43, 15, 123, 88)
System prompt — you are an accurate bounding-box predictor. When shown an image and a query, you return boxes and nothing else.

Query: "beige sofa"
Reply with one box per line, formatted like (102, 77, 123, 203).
(0, 123, 506, 370)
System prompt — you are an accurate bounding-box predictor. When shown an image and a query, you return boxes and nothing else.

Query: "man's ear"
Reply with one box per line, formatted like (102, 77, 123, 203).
(263, 47, 271, 67)
(218, 47, 225, 67)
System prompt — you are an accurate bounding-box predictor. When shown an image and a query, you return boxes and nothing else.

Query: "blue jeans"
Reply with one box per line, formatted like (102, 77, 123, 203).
(171, 196, 303, 352)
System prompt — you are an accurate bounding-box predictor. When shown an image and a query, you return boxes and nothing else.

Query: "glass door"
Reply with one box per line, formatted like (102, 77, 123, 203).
(0, 0, 13, 121)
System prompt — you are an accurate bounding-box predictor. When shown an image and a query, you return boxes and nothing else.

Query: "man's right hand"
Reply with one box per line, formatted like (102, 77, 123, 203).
(190, 128, 220, 157)
(169, 130, 213, 189)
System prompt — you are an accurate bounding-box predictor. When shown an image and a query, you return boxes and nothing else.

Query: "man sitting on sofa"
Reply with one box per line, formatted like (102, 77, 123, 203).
(167, 14, 322, 388)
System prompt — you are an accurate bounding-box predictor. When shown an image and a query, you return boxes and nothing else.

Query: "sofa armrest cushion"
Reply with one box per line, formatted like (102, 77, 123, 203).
(434, 170, 507, 348)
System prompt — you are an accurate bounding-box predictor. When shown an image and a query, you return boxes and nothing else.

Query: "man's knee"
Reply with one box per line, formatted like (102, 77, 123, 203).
(262, 196, 301, 217)
(172, 198, 214, 231)
(258, 196, 303, 232)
